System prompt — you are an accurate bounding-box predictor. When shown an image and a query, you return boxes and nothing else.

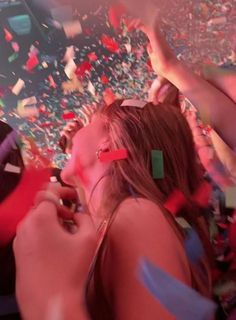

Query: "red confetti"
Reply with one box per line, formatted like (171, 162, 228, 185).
(26, 55, 39, 71)
(0, 168, 50, 246)
(87, 52, 98, 62)
(99, 149, 128, 162)
(103, 87, 116, 105)
(75, 61, 92, 78)
(164, 190, 187, 216)
(62, 112, 76, 120)
(101, 74, 109, 84)
(48, 75, 57, 89)
(11, 41, 20, 52)
(4, 28, 13, 42)
(101, 34, 120, 53)
(192, 181, 212, 208)
(108, 3, 127, 31)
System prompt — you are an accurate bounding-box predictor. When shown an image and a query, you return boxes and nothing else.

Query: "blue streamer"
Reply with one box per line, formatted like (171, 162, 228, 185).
(139, 258, 216, 320)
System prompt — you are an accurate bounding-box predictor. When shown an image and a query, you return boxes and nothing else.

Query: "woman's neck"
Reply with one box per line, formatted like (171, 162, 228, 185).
(83, 167, 109, 226)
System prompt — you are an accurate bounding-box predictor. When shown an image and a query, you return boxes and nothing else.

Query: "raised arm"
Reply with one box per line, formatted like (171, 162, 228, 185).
(202, 65, 236, 103)
(122, 0, 236, 149)
(144, 22, 236, 150)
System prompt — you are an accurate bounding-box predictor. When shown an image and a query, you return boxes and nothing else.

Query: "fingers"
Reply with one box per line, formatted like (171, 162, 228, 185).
(47, 184, 78, 202)
(34, 190, 76, 220)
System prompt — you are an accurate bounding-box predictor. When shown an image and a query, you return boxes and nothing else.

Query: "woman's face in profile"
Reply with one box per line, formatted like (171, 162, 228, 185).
(61, 116, 108, 186)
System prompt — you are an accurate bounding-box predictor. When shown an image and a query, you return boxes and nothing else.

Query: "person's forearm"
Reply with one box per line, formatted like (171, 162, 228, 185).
(203, 66, 236, 103)
(147, 26, 236, 149)
(19, 291, 90, 320)
(164, 60, 236, 149)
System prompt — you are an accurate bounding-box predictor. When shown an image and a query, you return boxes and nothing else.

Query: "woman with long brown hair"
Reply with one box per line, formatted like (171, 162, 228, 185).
(14, 98, 213, 320)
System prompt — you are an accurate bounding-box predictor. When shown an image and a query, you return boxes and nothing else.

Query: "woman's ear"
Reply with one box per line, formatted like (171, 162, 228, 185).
(98, 139, 110, 154)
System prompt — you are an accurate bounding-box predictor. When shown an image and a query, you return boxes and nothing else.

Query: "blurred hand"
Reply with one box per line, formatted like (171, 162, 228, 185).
(35, 183, 79, 219)
(185, 110, 232, 189)
(14, 201, 97, 320)
(148, 76, 179, 105)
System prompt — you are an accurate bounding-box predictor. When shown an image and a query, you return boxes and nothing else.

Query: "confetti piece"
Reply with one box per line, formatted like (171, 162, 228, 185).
(63, 20, 82, 38)
(151, 150, 164, 179)
(64, 59, 77, 79)
(75, 61, 92, 78)
(62, 112, 76, 120)
(87, 81, 96, 96)
(99, 149, 128, 162)
(87, 52, 98, 62)
(42, 61, 48, 69)
(192, 181, 212, 208)
(8, 53, 18, 63)
(124, 43, 132, 53)
(164, 190, 187, 216)
(225, 187, 236, 208)
(0, 168, 50, 246)
(11, 41, 20, 52)
(4, 28, 13, 42)
(29, 45, 39, 57)
(64, 46, 75, 63)
(101, 34, 120, 53)
(184, 228, 204, 264)
(12, 78, 25, 96)
(207, 16, 227, 26)
(121, 99, 147, 108)
(139, 259, 216, 320)
(4, 163, 21, 174)
(48, 75, 57, 89)
(103, 88, 116, 105)
(101, 74, 109, 84)
(26, 55, 39, 71)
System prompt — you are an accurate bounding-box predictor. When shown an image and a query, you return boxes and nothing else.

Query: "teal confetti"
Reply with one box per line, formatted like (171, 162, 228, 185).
(0, 99, 5, 108)
(151, 150, 164, 179)
(8, 53, 19, 63)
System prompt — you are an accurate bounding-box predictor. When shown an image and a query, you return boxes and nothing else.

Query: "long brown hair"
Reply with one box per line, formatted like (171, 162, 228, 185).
(96, 100, 212, 258)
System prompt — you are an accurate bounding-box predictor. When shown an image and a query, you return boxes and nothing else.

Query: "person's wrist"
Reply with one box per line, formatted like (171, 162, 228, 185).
(61, 289, 88, 319)
(19, 288, 87, 320)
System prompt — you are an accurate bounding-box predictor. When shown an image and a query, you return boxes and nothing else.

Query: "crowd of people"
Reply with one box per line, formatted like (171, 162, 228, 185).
(0, 0, 236, 319)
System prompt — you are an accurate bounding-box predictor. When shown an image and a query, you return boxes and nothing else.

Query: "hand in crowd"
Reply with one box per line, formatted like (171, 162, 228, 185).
(14, 197, 97, 320)
(148, 76, 179, 105)
(185, 110, 233, 189)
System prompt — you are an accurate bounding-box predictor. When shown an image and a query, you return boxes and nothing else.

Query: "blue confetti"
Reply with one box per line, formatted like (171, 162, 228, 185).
(139, 258, 216, 320)
(184, 228, 204, 264)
